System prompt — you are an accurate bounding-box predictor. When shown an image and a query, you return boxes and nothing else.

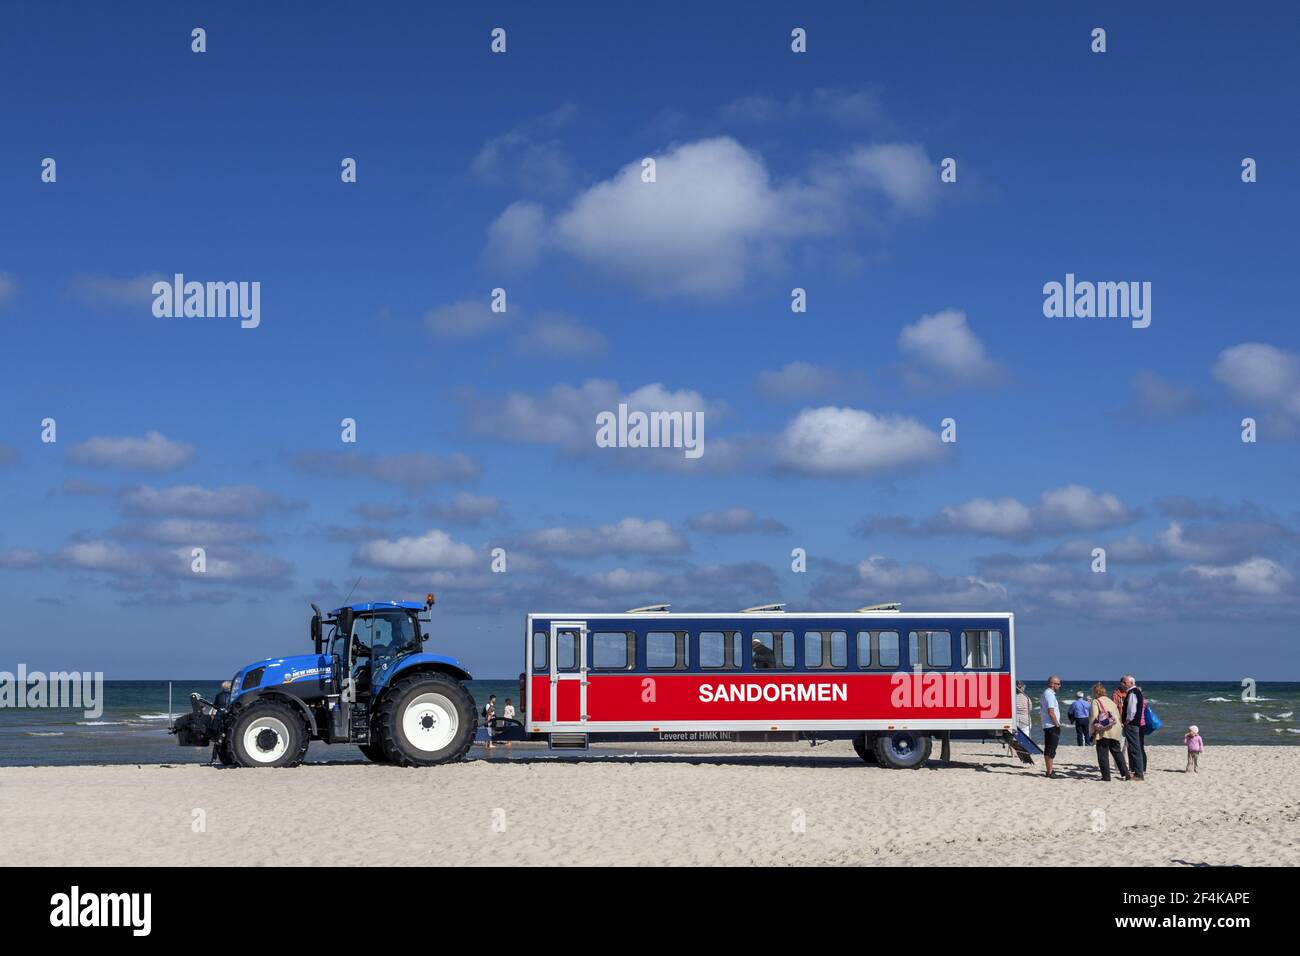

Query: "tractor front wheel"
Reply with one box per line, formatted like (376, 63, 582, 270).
(374, 673, 477, 767)
(229, 702, 308, 768)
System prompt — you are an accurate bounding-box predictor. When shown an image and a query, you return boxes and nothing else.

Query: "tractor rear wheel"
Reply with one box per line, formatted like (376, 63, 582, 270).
(852, 732, 878, 764)
(229, 702, 307, 768)
(873, 731, 932, 769)
(358, 744, 390, 764)
(374, 673, 477, 767)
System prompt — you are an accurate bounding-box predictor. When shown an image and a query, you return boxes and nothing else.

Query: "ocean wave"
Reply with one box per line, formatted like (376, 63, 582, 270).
(1277, 712, 1294, 719)
(136, 713, 178, 721)
(26, 731, 64, 737)
(1255, 713, 1281, 722)
(76, 720, 128, 726)
(1204, 697, 1231, 702)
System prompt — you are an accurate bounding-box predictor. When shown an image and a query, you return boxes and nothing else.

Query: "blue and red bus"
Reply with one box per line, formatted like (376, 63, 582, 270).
(503, 605, 1030, 769)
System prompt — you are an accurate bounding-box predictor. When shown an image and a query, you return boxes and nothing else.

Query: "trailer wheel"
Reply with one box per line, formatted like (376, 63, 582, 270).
(852, 732, 878, 764)
(229, 702, 307, 768)
(358, 744, 390, 764)
(873, 731, 932, 769)
(374, 673, 477, 767)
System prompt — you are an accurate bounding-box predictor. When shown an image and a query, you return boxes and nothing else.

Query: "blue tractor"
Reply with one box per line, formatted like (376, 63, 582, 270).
(172, 595, 477, 767)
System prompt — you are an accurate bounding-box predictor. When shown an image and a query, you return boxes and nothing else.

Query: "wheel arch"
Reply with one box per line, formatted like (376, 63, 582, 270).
(386, 658, 473, 687)
(237, 689, 318, 738)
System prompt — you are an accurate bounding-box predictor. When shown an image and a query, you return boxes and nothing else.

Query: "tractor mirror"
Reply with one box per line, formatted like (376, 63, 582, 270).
(310, 615, 321, 646)
(338, 607, 355, 645)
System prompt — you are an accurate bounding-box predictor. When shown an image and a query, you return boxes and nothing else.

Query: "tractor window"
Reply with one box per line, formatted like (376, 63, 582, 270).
(359, 611, 420, 661)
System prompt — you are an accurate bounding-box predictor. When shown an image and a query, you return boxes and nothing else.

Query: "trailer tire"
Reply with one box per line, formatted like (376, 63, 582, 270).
(873, 731, 932, 769)
(375, 673, 477, 767)
(229, 702, 307, 768)
(852, 732, 878, 764)
(358, 744, 390, 764)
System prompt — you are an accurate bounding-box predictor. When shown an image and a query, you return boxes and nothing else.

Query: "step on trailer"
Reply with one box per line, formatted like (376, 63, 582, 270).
(491, 604, 1039, 768)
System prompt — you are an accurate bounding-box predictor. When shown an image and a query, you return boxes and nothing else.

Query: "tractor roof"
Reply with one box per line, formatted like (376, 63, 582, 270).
(333, 601, 426, 615)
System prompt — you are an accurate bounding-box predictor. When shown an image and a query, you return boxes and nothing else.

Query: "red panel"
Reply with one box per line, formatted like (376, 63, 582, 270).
(530, 675, 549, 722)
(581, 673, 1012, 723)
(555, 679, 581, 721)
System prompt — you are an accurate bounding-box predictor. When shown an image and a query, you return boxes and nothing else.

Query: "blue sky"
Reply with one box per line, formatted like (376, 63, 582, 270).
(1, 1, 1298, 680)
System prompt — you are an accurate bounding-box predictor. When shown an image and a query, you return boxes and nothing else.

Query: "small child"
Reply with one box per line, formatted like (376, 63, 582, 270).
(1184, 724, 1203, 773)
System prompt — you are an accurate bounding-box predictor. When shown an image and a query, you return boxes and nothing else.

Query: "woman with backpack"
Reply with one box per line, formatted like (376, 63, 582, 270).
(482, 694, 496, 752)
(1089, 682, 1131, 782)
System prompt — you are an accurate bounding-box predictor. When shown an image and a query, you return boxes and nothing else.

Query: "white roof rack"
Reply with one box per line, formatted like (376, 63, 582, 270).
(856, 602, 902, 612)
(741, 603, 786, 613)
(626, 603, 671, 613)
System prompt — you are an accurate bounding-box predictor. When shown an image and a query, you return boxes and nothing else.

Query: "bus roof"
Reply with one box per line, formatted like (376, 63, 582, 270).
(526, 611, 1013, 620)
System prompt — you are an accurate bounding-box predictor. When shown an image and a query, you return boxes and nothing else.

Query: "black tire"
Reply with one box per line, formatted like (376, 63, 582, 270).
(215, 739, 238, 767)
(229, 702, 307, 768)
(374, 672, 477, 767)
(852, 732, 879, 764)
(873, 731, 932, 769)
(358, 744, 390, 764)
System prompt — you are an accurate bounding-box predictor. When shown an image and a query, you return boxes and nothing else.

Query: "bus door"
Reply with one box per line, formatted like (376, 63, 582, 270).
(550, 622, 587, 724)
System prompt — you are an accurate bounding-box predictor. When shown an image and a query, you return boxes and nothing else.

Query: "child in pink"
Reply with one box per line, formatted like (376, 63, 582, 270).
(1184, 725, 1203, 773)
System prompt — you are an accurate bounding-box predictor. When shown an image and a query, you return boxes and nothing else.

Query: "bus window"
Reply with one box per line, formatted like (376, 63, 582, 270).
(751, 631, 793, 669)
(647, 631, 687, 669)
(592, 631, 635, 670)
(533, 631, 547, 672)
(555, 628, 580, 672)
(908, 630, 952, 670)
(960, 630, 1003, 669)
(699, 631, 741, 670)
(805, 631, 847, 669)
(856, 631, 899, 669)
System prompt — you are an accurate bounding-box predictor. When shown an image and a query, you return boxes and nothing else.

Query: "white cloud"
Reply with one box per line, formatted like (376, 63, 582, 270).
(1129, 371, 1200, 418)
(354, 529, 478, 571)
(295, 450, 480, 486)
(0, 548, 41, 569)
(486, 136, 937, 298)
(425, 300, 508, 339)
(0, 272, 18, 307)
(1213, 343, 1300, 426)
(483, 200, 547, 271)
(123, 484, 291, 518)
(523, 518, 687, 557)
(513, 314, 606, 356)
(930, 485, 1136, 538)
(719, 87, 887, 129)
(1185, 557, 1293, 597)
(67, 272, 165, 306)
(471, 102, 579, 195)
(775, 406, 943, 476)
(59, 540, 136, 572)
(115, 519, 263, 546)
(898, 309, 1003, 386)
(68, 431, 194, 471)
(427, 492, 504, 526)
(687, 507, 788, 535)
(757, 361, 853, 401)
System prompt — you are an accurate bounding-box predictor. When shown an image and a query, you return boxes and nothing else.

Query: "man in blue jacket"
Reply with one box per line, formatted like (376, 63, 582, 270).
(1067, 690, 1091, 745)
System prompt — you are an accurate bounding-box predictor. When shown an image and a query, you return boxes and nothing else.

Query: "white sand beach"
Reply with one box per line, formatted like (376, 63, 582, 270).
(1, 742, 1295, 866)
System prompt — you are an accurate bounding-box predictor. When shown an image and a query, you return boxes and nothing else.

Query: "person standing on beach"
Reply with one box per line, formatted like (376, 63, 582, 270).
(482, 694, 497, 752)
(1184, 725, 1203, 773)
(1120, 676, 1145, 780)
(1040, 676, 1063, 777)
(1089, 682, 1130, 782)
(1067, 691, 1090, 745)
(502, 698, 516, 753)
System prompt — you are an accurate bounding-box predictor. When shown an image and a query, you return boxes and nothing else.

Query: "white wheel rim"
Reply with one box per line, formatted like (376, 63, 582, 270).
(402, 693, 458, 753)
(242, 716, 290, 764)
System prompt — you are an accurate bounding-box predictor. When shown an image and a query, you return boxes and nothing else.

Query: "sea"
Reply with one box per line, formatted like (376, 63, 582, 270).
(1, 679, 1296, 767)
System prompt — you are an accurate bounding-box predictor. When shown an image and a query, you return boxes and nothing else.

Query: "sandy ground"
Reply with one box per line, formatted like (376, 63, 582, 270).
(1, 742, 1295, 866)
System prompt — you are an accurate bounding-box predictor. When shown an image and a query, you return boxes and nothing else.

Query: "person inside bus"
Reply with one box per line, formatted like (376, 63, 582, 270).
(751, 636, 775, 669)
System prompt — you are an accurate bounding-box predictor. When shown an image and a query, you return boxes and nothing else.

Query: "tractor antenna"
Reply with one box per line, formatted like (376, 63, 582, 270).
(342, 575, 363, 607)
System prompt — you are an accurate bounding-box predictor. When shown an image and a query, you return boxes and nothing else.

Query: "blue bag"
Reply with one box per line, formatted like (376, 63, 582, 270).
(1142, 703, 1162, 733)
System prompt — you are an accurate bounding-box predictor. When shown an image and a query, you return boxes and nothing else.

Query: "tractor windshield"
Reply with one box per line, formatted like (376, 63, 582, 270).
(356, 610, 421, 661)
